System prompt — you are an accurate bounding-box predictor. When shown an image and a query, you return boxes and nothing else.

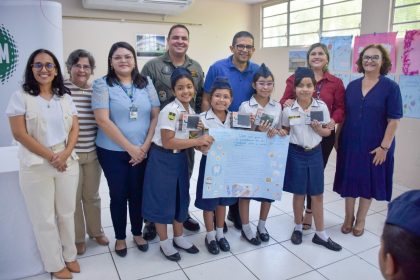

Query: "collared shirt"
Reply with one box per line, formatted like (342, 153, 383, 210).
(280, 71, 345, 123)
(204, 55, 259, 112)
(238, 95, 282, 128)
(200, 108, 232, 129)
(152, 98, 195, 147)
(281, 98, 330, 148)
(92, 77, 160, 151)
(141, 51, 205, 111)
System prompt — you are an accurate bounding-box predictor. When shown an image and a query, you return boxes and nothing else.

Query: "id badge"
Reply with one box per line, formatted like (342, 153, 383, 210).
(129, 105, 138, 120)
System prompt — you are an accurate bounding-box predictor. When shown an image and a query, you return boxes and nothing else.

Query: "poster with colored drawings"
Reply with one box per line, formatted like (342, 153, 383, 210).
(399, 75, 420, 119)
(321, 36, 353, 72)
(332, 73, 351, 88)
(352, 32, 397, 73)
(402, 30, 420, 75)
(203, 129, 290, 201)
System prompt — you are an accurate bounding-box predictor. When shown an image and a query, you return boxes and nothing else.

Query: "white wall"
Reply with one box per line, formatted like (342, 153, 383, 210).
(250, 0, 420, 189)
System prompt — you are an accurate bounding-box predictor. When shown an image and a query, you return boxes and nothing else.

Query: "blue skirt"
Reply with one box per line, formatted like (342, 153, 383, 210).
(283, 143, 324, 196)
(195, 155, 237, 211)
(142, 145, 190, 224)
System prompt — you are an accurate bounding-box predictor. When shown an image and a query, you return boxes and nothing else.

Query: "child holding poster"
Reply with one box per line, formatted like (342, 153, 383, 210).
(237, 64, 286, 245)
(282, 67, 342, 251)
(194, 77, 237, 255)
(142, 68, 214, 261)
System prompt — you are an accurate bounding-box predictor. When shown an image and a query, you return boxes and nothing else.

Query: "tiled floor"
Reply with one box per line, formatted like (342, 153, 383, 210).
(23, 150, 411, 280)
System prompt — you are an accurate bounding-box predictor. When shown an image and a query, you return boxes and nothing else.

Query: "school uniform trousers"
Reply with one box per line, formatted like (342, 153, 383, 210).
(19, 143, 79, 272)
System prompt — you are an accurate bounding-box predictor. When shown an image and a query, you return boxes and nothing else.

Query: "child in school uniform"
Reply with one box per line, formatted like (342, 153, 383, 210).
(237, 63, 286, 245)
(194, 77, 237, 255)
(142, 68, 214, 261)
(282, 67, 342, 251)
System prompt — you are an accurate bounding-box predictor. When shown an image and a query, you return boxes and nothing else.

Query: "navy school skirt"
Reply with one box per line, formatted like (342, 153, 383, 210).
(283, 143, 324, 196)
(142, 145, 190, 224)
(195, 155, 238, 211)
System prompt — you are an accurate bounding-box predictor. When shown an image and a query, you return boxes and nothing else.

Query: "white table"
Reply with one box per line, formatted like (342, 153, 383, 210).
(0, 146, 44, 280)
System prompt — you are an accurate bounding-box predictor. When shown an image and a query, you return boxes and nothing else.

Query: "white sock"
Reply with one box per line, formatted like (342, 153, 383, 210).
(206, 231, 216, 242)
(160, 239, 177, 255)
(173, 236, 193, 249)
(294, 223, 303, 232)
(216, 227, 224, 241)
(316, 230, 329, 242)
(257, 219, 267, 234)
(242, 223, 255, 240)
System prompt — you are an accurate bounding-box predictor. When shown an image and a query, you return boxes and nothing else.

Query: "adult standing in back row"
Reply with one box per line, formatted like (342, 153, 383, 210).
(141, 24, 205, 238)
(201, 31, 259, 230)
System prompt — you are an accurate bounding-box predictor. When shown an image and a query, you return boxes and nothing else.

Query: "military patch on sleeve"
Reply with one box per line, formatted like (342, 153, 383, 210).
(168, 112, 176, 121)
(190, 69, 198, 77)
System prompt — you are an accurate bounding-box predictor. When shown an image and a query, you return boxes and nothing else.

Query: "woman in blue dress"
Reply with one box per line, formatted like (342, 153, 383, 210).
(333, 44, 402, 237)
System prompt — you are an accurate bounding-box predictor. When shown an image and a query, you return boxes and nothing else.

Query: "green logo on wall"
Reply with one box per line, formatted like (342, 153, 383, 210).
(0, 25, 19, 85)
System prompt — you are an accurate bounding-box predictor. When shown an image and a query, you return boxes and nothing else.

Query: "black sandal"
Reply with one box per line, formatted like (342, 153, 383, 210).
(302, 210, 312, 230)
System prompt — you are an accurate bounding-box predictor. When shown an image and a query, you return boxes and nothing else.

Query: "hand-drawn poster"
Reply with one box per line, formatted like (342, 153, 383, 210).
(321, 36, 353, 72)
(203, 129, 290, 200)
(332, 73, 351, 88)
(399, 75, 420, 119)
(289, 50, 307, 72)
(352, 32, 397, 73)
(402, 30, 420, 75)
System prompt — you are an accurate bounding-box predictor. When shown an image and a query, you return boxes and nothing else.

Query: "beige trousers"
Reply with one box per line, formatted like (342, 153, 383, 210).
(74, 150, 104, 243)
(19, 146, 79, 272)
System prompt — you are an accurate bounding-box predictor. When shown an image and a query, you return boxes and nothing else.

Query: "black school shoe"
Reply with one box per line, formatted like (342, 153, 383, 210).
(183, 215, 200, 232)
(160, 247, 181, 262)
(312, 234, 342, 251)
(143, 221, 157, 241)
(241, 230, 261, 246)
(205, 237, 220, 255)
(227, 210, 242, 230)
(257, 228, 270, 242)
(173, 240, 200, 254)
(291, 230, 302, 245)
(217, 237, 230, 252)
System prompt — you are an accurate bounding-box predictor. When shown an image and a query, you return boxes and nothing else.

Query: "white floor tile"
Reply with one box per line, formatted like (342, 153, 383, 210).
(365, 213, 387, 236)
(323, 224, 380, 254)
(236, 244, 312, 280)
(73, 253, 119, 280)
(357, 245, 380, 268)
(77, 236, 110, 259)
(289, 270, 328, 280)
(20, 273, 51, 280)
(113, 243, 180, 280)
(247, 200, 284, 222)
(281, 235, 353, 269)
(144, 270, 188, 280)
(318, 256, 383, 280)
(183, 256, 257, 280)
(263, 214, 295, 243)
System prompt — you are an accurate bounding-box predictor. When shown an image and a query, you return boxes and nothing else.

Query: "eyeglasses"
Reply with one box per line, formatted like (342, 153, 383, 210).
(73, 64, 91, 70)
(112, 55, 134, 61)
(212, 93, 231, 100)
(256, 81, 274, 87)
(32, 62, 55, 71)
(235, 44, 254, 51)
(362, 55, 380, 62)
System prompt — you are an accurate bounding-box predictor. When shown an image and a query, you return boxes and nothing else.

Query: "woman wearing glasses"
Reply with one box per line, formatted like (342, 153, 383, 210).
(92, 42, 160, 257)
(280, 43, 345, 231)
(333, 44, 402, 236)
(65, 49, 109, 255)
(6, 49, 80, 279)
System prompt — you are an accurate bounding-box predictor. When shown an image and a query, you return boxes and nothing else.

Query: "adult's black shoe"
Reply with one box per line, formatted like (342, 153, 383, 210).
(183, 215, 200, 232)
(227, 210, 242, 230)
(143, 221, 157, 241)
(205, 237, 219, 255)
(291, 230, 302, 245)
(312, 234, 342, 251)
(160, 247, 181, 262)
(115, 241, 127, 257)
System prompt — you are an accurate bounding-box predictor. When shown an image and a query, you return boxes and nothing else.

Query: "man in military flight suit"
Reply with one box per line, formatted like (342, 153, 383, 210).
(141, 24, 204, 240)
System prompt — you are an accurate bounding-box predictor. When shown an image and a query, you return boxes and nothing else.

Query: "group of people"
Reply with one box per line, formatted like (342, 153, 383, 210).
(6, 23, 419, 280)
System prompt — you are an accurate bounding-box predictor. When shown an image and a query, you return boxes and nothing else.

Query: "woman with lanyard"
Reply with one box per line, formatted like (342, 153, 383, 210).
(280, 43, 345, 230)
(92, 42, 160, 257)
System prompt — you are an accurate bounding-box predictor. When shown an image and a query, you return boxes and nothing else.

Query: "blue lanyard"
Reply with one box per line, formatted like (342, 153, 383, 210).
(118, 83, 134, 102)
(315, 80, 324, 100)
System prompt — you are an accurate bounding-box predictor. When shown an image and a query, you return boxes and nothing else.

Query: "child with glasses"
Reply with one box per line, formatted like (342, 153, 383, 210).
(237, 63, 286, 245)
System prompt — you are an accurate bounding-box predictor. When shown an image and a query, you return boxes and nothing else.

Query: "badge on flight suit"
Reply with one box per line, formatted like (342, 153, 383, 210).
(189, 69, 198, 77)
(168, 112, 176, 121)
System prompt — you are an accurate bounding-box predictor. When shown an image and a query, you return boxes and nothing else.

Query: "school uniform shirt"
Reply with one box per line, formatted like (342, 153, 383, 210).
(152, 98, 195, 147)
(238, 95, 282, 128)
(281, 98, 330, 149)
